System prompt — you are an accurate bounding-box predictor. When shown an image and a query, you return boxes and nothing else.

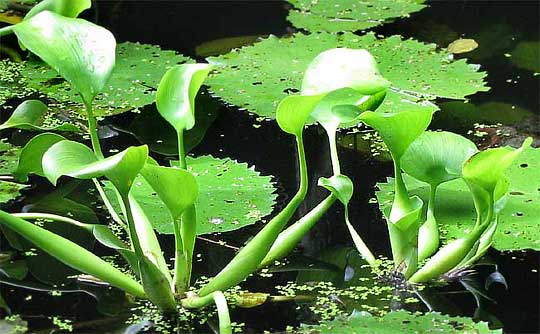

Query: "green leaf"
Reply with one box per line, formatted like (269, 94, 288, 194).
(402, 131, 478, 186)
(207, 32, 488, 119)
(0, 210, 145, 297)
(301, 48, 390, 95)
(18, 42, 193, 116)
(276, 94, 324, 136)
(287, 0, 427, 33)
(13, 132, 65, 182)
(0, 181, 26, 204)
(463, 138, 532, 197)
(156, 64, 213, 132)
(0, 100, 79, 132)
(13, 11, 116, 104)
(298, 310, 500, 334)
(376, 146, 540, 251)
(42, 140, 148, 195)
(359, 109, 434, 161)
(318, 174, 353, 205)
(140, 163, 198, 220)
(105, 155, 277, 235)
(24, 0, 91, 20)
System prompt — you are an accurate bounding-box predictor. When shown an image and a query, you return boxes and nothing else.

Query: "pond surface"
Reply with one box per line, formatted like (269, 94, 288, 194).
(0, 1, 539, 333)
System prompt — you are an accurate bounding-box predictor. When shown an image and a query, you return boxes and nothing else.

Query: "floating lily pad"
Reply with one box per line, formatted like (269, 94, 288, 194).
(207, 32, 488, 119)
(8, 42, 192, 116)
(298, 310, 499, 334)
(0, 59, 36, 106)
(105, 155, 277, 235)
(287, 0, 427, 33)
(0, 140, 20, 175)
(0, 181, 26, 204)
(376, 147, 540, 251)
(509, 41, 540, 73)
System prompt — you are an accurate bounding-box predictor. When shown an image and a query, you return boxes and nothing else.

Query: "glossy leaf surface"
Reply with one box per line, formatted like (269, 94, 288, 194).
(156, 64, 213, 132)
(24, 0, 91, 20)
(276, 94, 323, 136)
(13, 11, 116, 104)
(13, 132, 65, 182)
(42, 141, 148, 195)
(359, 109, 434, 161)
(402, 131, 478, 186)
(0, 100, 79, 132)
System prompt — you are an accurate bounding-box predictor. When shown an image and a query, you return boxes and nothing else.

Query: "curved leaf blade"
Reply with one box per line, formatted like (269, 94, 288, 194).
(0, 100, 79, 132)
(156, 64, 213, 132)
(13, 11, 116, 104)
(13, 132, 66, 182)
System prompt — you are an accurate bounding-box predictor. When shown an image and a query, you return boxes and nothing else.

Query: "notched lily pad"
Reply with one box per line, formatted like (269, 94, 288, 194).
(0, 180, 26, 204)
(105, 155, 277, 235)
(376, 147, 540, 251)
(297, 310, 500, 334)
(287, 0, 427, 33)
(207, 32, 488, 119)
(8, 42, 193, 116)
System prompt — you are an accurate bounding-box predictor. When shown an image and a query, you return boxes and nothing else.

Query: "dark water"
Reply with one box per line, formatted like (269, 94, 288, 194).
(1, 1, 539, 333)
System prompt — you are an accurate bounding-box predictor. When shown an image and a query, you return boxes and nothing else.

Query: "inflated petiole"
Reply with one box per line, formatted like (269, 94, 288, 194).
(182, 291, 232, 334)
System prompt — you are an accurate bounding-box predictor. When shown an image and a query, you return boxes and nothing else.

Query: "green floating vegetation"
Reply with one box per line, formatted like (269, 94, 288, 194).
(377, 146, 540, 251)
(509, 41, 540, 73)
(104, 155, 277, 235)
(297, 310, 500, 334)
(207, 32, 488, 120)
(287, 0, 427, 33)
(0, 42, 192, 116)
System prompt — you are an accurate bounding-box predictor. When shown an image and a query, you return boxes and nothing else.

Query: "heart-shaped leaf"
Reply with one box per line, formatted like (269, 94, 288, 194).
(276, 94, 324, 136)
(140, 163, 199, 220)
(42, 141, 148, 195)
(402, 131, 478, 186)
(0, 100, 79, 132)
(359, 109, 434, 161)
(13, 11, 116, 105)
(156, 64, 213, 132)
(301, 48, 390, 96)
(318, 174, 353, 205)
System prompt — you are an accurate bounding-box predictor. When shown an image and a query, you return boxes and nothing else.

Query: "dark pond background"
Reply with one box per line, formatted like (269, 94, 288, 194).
(1, 1, 539, 333)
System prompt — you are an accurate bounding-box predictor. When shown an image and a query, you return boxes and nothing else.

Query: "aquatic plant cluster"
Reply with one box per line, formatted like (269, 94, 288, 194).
(0, 0, 537, 333)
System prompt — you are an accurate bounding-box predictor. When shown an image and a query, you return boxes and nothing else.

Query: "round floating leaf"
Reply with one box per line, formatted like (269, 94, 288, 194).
(510, 41, 540, 73)
(20, 42, 193, 116)
(207, 32, 488, 119)
(0, 100, 79, 132)
(298, 310, 500, 334)
(0, 140, 21, 175)
(106, 155, 277, 235)
(287, 0, 427, 33)
(0, 181, 26, 204)
(13, 11, 116, 105)
(402, 131, 478, 186)
(376, 146, 540, 250)
(156, 64, 213, 132)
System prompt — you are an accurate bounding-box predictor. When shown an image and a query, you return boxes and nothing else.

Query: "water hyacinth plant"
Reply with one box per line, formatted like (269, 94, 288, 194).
(0, 3, 533, 333)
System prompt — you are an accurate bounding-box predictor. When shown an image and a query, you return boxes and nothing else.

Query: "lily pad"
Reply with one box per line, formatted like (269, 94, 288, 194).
(18, 42, 193, 116)
(207, 32, 488, 119)
(376, 147, 540, 251)
(509, 41, 540, 73)
(0, 140, 20, 175)
(0, 181, 26, 204)
(298, 310, 500, 334)
(105, 155, 277, 235)
(287, 0, 427, 33)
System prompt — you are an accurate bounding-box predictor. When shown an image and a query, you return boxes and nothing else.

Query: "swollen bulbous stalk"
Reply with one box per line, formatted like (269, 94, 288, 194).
(198, 134, 309, 297)
(418, 185, 440, 261)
